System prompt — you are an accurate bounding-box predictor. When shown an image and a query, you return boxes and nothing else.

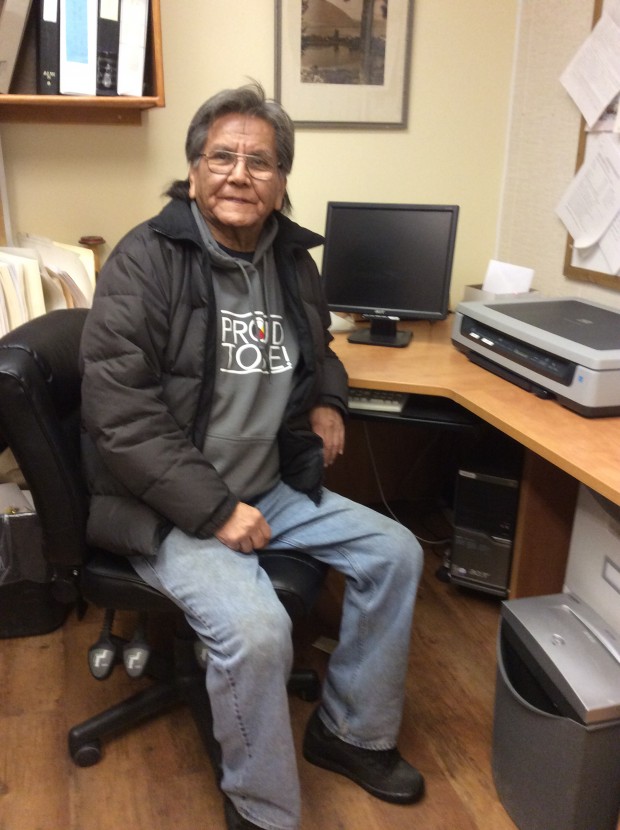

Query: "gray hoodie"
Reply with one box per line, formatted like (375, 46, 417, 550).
(192, 203, 300, 501)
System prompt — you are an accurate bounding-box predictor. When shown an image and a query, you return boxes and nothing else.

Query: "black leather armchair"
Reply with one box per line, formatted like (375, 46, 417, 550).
(0, 309, 326, 769)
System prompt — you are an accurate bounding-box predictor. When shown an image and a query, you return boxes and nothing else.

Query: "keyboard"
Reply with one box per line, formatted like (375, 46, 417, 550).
(348, 388, 408, 414)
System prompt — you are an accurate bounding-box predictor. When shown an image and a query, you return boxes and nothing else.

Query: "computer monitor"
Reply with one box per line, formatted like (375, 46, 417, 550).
(322, 202, 459, 347)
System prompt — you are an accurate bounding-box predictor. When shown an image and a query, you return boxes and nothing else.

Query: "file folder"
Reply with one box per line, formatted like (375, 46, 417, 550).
(0, 249, 46, 320)
(0, 263, 28, 330)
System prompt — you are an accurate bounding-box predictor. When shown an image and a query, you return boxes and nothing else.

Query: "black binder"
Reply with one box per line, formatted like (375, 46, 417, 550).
(96, 0, 120, 95)
(36, 0, 59, 94)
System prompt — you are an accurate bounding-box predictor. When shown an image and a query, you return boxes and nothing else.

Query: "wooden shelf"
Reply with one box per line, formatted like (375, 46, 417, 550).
(0, 0, 164, 125)
(0, 94, 163, 125)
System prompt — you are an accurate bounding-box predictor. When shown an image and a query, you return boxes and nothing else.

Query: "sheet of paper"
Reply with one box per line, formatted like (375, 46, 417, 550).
(572, 210, 620, 275)
(54, 241, 95, 290)
(40, 269, 68, 311)
(20, 234, 94, 306)
(0, 482, 33, 513)
(0, 282, 9, 336)
(605, 0, 620, 26)
(560, 11, 620, 129)
(597, 211, 620, 273)
(0, 263, 28, 329)
(482, 260, 534, 295)
(555, 133, 620, 248)
(588, 93, 618, 133)
(0, 250, 46, 319)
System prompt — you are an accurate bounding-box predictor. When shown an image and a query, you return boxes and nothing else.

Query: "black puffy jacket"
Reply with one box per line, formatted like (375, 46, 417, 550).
(79, 198, 348, 557)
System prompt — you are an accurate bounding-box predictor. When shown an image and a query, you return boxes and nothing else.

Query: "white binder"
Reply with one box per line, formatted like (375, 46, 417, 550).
(59, 0, 98, 95)
(116, 0, 148, 96)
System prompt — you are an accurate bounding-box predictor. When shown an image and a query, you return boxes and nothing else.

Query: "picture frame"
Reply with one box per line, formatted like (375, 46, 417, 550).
(275, 0, 414, 129)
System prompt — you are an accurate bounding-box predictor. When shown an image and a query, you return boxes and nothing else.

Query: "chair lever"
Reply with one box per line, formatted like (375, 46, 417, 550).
(88, 609, 119, 680)
(123, 612, 151, 678)
(194, 640, 209, 670)
(51, 567, 81, 604)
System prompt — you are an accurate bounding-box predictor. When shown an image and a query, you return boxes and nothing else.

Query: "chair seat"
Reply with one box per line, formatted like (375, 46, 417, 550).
(82, 548, 328, 621)
(81, 551, 174, 613)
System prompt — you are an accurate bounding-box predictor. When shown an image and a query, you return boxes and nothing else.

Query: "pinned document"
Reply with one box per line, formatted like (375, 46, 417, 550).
(560, 10, 620, 130)
(555, 133, 620, 255)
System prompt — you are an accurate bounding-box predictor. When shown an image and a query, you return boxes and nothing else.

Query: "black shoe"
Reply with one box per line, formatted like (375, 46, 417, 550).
(223, 797, 264, 830)
(303, 709, 425, 805)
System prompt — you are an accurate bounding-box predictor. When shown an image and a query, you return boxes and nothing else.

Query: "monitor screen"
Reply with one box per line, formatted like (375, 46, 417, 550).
(322, 202, 459, 347)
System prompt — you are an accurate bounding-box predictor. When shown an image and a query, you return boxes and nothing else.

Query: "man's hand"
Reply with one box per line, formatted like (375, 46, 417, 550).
(309, 405, 345, 467)
(215, 502, 272, 553)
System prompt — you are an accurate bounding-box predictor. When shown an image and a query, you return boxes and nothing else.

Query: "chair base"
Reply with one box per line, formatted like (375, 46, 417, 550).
(68, 625, 321, 769)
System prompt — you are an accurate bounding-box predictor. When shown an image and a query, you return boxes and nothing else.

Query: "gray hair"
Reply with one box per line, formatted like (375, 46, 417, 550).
(166, 81, 294, 213)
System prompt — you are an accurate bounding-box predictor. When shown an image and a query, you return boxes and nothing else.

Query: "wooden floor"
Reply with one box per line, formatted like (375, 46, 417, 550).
(0, 543, 531, 830)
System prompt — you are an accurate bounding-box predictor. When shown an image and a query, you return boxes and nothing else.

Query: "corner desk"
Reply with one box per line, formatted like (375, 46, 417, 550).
(330, 317, 620, 599)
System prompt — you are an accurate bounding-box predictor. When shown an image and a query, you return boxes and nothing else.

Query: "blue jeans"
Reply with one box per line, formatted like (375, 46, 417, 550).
(132, 482, 423, 830)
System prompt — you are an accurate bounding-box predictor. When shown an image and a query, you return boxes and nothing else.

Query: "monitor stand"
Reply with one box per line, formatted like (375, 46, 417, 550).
(347, 316, 412, 348)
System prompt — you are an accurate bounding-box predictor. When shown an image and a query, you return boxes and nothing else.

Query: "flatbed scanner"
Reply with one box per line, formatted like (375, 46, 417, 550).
(452, 296, 620, 417)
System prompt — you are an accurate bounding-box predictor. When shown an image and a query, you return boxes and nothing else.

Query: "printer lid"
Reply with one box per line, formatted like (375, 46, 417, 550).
(501, 593, 620, 725)
(487, 299, 619, 351)
(456, 297, 620, 370)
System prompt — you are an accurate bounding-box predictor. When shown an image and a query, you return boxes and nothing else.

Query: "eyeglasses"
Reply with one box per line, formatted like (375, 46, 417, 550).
(200, 150, 280, 181)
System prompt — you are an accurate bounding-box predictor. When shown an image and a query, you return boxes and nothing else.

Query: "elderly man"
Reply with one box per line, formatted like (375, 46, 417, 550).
(80, 82, 424, 830)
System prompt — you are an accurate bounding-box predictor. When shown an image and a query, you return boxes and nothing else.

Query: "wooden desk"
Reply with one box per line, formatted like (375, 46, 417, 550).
(330, 318, 620, 598)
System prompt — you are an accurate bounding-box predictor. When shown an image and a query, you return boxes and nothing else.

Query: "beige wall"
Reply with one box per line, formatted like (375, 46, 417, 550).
(5, 3, 616, 313)
(0, 0, 518, 310)
(497, 0, 620, 311)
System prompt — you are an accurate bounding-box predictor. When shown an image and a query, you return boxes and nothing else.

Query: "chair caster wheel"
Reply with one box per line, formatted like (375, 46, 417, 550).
(288, 670, 321, 702)
(298, 690, 318, 702)
(70, 738, 102, 767)
(298, 679, 321, 702)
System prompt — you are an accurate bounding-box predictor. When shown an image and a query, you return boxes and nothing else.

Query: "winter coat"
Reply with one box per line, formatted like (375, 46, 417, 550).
(79, 198, 348, 557)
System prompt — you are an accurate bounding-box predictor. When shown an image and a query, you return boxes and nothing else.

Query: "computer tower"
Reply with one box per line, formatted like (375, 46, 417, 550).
(450, 455, 521, 597)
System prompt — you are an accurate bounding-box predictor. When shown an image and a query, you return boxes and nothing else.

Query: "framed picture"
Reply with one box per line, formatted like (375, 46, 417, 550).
(275, 0, 414, 129)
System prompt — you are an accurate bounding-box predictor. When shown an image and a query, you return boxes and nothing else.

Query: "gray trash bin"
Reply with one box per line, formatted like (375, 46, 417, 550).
(0, 511, 68, 637)
(492, 593, 620, 830)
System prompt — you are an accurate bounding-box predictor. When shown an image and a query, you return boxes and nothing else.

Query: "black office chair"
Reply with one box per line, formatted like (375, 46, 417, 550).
(0, 309, 327, 769)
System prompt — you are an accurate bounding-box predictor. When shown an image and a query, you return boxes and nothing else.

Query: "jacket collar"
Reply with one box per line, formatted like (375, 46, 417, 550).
(149, 198, 324, 254)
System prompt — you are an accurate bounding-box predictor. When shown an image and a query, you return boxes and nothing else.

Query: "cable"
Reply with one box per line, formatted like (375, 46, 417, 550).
(362, 421, 400, 523)
(361, 422, 453, 546)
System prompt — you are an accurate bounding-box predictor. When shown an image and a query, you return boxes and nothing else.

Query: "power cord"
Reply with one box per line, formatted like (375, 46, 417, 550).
(361, 422, 453, 547)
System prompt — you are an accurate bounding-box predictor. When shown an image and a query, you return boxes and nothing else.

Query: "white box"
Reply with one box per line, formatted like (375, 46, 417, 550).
(462, 284, 537, 303)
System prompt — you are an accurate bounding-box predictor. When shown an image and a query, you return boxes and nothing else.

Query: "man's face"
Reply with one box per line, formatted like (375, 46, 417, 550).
(189, 113, 287, 251)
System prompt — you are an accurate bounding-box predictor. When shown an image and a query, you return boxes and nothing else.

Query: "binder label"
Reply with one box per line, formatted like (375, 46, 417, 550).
(66, 0, 89, 63)
(43, 0, 59, 22)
